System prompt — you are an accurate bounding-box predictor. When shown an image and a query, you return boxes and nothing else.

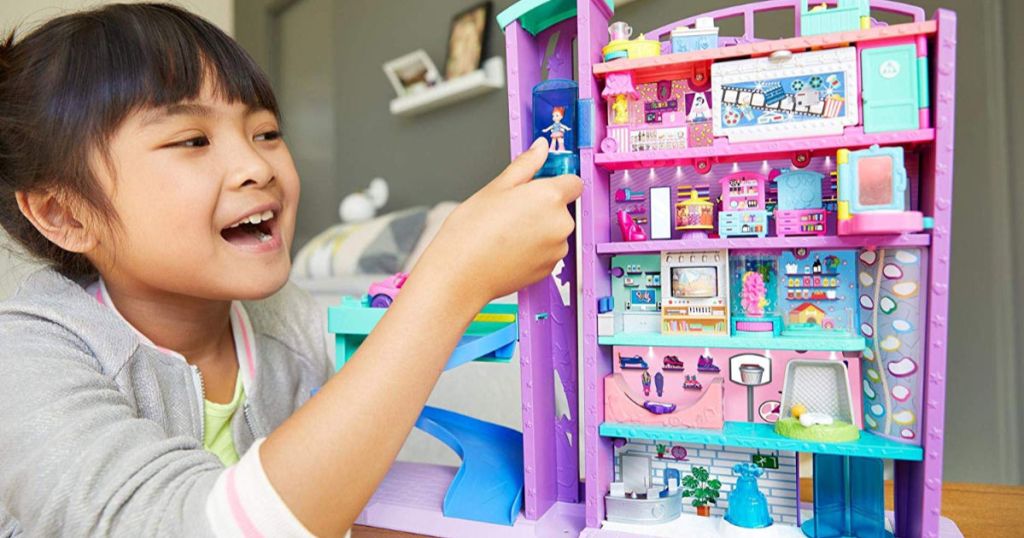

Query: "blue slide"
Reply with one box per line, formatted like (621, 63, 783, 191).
(415, 313, 524, 526)
(415, 406, 524, 526)
(330, 300, 524, 525)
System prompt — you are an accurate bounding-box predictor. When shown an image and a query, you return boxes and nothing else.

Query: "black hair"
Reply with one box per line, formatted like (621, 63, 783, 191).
(0, 3, 279, 279)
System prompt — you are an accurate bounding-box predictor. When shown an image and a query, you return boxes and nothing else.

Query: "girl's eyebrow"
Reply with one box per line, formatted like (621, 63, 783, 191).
(139, 103, 266, 127)
(140, 103, 214, 127)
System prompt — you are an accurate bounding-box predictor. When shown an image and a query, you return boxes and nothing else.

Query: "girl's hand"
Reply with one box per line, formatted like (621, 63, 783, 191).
(410, 138, 582, 307)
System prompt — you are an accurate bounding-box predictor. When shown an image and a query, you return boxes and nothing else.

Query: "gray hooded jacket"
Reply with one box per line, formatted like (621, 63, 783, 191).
(0, 268, 332, 536)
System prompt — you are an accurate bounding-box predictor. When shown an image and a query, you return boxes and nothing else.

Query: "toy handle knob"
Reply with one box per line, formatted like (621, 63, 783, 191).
(769, 50, 793, 63)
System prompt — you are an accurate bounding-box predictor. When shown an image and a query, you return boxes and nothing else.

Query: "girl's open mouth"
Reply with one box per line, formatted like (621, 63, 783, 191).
(221, 209, 282, 251)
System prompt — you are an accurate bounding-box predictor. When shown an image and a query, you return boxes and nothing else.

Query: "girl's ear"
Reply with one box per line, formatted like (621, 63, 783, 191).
(15, 189, 100, 254)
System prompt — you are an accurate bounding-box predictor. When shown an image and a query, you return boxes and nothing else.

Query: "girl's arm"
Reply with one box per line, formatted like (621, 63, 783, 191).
(260, 138, 581, 535)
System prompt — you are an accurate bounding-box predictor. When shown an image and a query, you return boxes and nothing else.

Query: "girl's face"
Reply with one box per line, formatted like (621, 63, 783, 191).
(89, 82, 299, 301)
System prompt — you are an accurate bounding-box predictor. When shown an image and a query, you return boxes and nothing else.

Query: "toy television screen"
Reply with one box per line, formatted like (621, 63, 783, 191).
(630, 289, 657, 307)
(671, 266, 718, 298)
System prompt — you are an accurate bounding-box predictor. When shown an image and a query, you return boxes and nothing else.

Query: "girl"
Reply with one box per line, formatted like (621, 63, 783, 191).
(0, 4, 580, 537)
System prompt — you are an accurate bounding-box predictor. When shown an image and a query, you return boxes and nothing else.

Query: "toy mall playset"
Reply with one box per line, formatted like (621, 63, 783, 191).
(326, 1, 956, 537)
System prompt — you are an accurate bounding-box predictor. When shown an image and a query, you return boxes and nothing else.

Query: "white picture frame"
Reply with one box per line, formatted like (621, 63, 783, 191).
(383, 49, 441, 97)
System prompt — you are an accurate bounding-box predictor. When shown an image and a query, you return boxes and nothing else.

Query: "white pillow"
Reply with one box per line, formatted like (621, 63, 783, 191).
(403, 202, 459, 273)
(292, 206, 428, 279)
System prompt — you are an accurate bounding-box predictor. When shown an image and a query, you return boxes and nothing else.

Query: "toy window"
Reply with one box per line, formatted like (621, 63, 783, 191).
(857, 155, 895, 207)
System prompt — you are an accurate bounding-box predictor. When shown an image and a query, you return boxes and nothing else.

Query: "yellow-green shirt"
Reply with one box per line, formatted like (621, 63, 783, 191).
(203, 372, 245, 466)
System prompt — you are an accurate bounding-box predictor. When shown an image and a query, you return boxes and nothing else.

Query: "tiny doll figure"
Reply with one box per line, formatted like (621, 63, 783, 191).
(641, 369, 652, 397)
(542, 106, 572, 153)
(612, 95, 629, 124)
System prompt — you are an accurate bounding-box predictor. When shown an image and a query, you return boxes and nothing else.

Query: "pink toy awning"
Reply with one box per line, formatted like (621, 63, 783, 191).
(601, 72, 638, 100)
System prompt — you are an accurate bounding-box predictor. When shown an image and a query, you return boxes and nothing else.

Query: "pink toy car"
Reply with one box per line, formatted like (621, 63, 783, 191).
(368, 272, 408, 308)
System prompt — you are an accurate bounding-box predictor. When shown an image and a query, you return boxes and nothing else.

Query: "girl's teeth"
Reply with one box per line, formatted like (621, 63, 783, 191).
(230, 209, 276, 228)
(258, 231, 272, 242)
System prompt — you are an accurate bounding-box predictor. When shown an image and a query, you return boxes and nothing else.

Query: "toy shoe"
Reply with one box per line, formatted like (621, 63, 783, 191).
(617, 209, 647, 242)
(683, 375, 702, 391)
(663, 355, 685, 369)
(697, 354, 720, 373)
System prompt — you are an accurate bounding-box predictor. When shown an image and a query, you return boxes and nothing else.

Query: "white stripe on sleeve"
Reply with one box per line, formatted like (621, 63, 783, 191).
(206, 438, 317, 538)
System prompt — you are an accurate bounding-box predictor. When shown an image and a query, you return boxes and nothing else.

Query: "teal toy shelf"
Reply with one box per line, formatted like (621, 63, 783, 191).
(598, 332, 865, 352)
(599, 421, 923, 461)
(497, 0, 614, 35)
(328, 296, 519, 370)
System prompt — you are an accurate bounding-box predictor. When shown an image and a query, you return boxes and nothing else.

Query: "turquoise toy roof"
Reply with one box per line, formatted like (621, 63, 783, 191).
(497, 0, 615, 36)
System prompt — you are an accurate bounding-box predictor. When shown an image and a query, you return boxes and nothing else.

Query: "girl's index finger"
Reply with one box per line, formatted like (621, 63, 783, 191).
(487, 137, 549, 190)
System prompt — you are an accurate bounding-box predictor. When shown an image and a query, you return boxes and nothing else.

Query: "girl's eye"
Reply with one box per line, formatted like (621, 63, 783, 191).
(171, 136, 210, 148)
(255, 130, 282, 142)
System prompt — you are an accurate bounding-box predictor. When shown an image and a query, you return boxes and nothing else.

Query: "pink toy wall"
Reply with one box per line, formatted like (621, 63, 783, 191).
(613, 345, 863, 426)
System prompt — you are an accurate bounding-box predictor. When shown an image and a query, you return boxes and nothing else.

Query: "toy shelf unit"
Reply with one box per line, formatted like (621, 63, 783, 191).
(569, 0, 955, 537)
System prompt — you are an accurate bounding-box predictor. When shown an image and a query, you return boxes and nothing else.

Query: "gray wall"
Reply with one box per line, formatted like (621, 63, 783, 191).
(236, 0, 519, 248)
(1007, 0, 1024, 491)
(236, 0, 1022, 484)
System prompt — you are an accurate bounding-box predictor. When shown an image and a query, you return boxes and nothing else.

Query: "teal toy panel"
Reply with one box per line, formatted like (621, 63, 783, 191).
(861, 44, 921, 133)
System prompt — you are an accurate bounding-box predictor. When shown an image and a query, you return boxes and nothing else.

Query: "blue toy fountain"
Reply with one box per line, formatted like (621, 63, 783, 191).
(725, 463, 773, 529)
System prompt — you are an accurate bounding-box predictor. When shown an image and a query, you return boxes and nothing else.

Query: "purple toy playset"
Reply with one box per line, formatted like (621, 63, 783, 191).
(333, 1, 958, 536)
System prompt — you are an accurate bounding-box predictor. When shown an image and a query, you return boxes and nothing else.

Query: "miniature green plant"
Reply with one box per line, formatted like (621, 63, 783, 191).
(681, 466, 722, 508)
(656, 443, 667, 459)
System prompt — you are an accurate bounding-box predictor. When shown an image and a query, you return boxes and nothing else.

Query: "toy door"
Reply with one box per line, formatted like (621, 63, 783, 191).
(861, 45, 920, 133)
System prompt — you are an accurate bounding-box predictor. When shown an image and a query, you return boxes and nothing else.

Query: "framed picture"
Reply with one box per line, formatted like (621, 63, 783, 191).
(383, 50, 441, 97)
(444, 1, 491, 80)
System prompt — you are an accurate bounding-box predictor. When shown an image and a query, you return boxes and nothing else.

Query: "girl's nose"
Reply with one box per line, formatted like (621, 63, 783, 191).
(228, 144, 275, 189)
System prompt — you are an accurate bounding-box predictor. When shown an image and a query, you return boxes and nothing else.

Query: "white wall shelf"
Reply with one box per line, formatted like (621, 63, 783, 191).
(389, 57, 505, 117)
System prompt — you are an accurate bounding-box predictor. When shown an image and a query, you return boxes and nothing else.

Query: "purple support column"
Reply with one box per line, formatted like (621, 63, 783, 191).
(896, 9, 957, 538)
(536, 17, 582, 507)
(576, 0, 614, 528)
(506, 20, 553, 522)
(506, 18, 582, 520)
(505, 22, 541, 158)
